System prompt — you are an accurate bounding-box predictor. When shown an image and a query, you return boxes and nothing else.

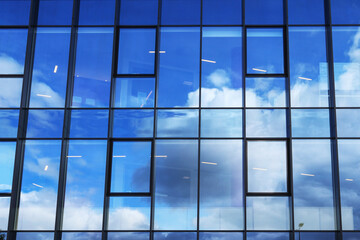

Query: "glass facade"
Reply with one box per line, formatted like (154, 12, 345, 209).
(0, 0, 359, 240)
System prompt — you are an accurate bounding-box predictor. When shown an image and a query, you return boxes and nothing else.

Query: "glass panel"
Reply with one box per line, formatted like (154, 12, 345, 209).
(294, 232, 336, 240)
(158, 27, 200, 107)
(118, 29, 156, 75)
(70, 110, 108, 138)
(199, 232, 243, 240)
(108, 197, 151, 230)
(331, 0, 360, 24)
(113, 110, 154, 138)
(18, 141, 61, 230)
(0, 198, 10, 230)
(154, 140, 198, 230)
(0, 110, 19, 138)
(114, 78, 155, 108)
(200, 140, 243, 230)
(292, 140, 335, 230)
(63, 140, 107, 230)
(72, 28, 113, 107)
(343, 232, 360, 240)
(337, 109, 360, 137)
(248, 141, 287, 193)
(246, 197, 290, 230)
(245, 0, 283, 25)
(201, 110, 242, 138)
(246, 78, 286, 107)
(0, 232, 6, 240)
(247, 232, 290, 240)
(108, 232, 149, 240)
(289, 27, 329, 107)
(203, 0, 242, 25)
(111, 141, 151, 193)
(0, 78, 22, 108)
(30, 28, 71, 108)
(246, 109, 286, 138)
(62, 232, 102, 240)
(78, 0, 115, 25)
(291, 109, 330, 138)
(247, 29, 284, 74)
(154, 232, 197, 240)
(161, 0, 200, 25)
(120, 0, 158, 25)
(0, 0, 31, 25)
(288, 0, 325, 24)
(0, 29, 27, 74)
(0, 142, 16, 193)
(16, 232, 54, 240)
(201, 27, 242, 107)
(26, 110, 64, 138)
(157, 110, 199, 138)
(38, 0, 73, 25)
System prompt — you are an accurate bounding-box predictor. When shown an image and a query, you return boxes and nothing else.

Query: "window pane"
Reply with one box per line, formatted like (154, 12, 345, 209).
(294, 232, 336, 240)
(158, 27, 200, 107)
(0, 78, 22, 108)
(245, 0, 283, 24)
(18, 141, 61, 230)
(248, 141, 287, 193)
(108, 197, 151, 230)
(200, 232, 243, 240)
(79, 0, 115, 25)
(154, 232, 197, 240)
(70, 110, 108, 138)
(247, 232, 290, 240)
(0, 232, 6, 240)
(0, 142, 16, 193)
(26, 110, 64, 138)
(108, 232, 149, 240)
(17, 232, 54, 240)
(291, 109, 330, 138)
(63, 140, 107, 230)
(337, 109, 360, 137)
(0, 0, 30, 25)
(157, 110, 199, 138)
(246, 109, 286, 138)
(246, 197, 290, 230)
(343, 232, 360, 240)
(246, 78, 286, 107)
(0, 110, 19, 138)
(114, 78, 155, 108)
(111, 141, 151, 193)
(113, 110, 154, 138)
(62, 232, 101, 240)
(0, 29, 27, 74)
(201, 110, 242, 138)
(247, 29, 284, 74)
(289, 27, 329, 107)
(161, 0, 200, 25)
(200, 140, 243, 230)
(288, 0, 325, 24)
(0, 198, 10, 230)
(30, 28, 71, 108)
(331, 0, 360, 24)
(120, 0, 158, 25)
(292, 140, 335, 230)
(203, 0, 241, 25)
(155, 140, 198, 230)
(38, 0, 73, 25)
(73, 28, 113, 107)
(118, 29, 156, 75)
(201, 27, 242, 107)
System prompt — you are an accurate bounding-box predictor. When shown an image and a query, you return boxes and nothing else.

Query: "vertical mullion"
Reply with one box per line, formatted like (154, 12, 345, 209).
(242, 0, 247, 237)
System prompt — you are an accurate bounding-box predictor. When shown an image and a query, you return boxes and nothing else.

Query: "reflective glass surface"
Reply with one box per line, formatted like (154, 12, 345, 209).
(157, 110, 198, 138)
(78, 0, 115, 25)
(62, 232, 101, 240)
(246, 109, 286, 138)
(108, 232, 150, 240)
(0, 0, 31, 25)
(154, 232, 197, 240)
(38, 0, 73, 25)
(291, 109, 330, 137)
(294, 232, 336, 240)
(201, 110, 242, 138)
(203, 0, 242, 25)
(161, 0, 200, 25)
(113, 110, 154, 138)
(0, 110, 19, 138)
(245, 0, 283, 25)
(0, 78, 22, 108)
(337, 109, 360, 137)
(199, 232, 243, 240)
(70, 110, 108, 138)
(331, 0, 360, 24)
(17, 232, 54, 240)
(0, 232, 6, 240)
(0, 198, 10, 230)
(120, 0, 158, 25)
(246, 78, 286, 107)
(247, 232, 290, 240)
(0, 142, 16, 193)
(288, 0, 325, 24)
(26, 110, 64, 138)
(343, 232, 360, 240)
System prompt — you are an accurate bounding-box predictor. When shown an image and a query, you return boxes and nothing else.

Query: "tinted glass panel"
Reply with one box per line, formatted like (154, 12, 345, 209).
(245, 0, 283, 24)
(337, 109, 360, 137)
(38, 0, 73, 25)
(0, 232, 6, 240)
(108, 232, 149, 240)
(0, 198, 10, 230)
(288, 0, 325, 24)
(157, 110, 199, 138)
(17, 232, 54, 240)
(0, 142, 16, 193)
(113, 110, 154, 138)
(62, 232, 101, 240)
(246, 78, 286, 107)
(70, 110, 108, 138)
(26, 110, 64, 138)
(0, 0, 30, 25)
(120, 0, 158, 25)
(331, 0, 360, 24)
(343, 232, 360, 240)
(154, 232, 197, 240)
(200, 232, 243, 240)
(0, 78, 22, 108)
(294, 232, 336, 240)
(291, 109, 330, 137)
(203, 0, 242, 25)
(201, 110, 242, 138)
(79, 0, 115, 25)
(0, 110, 19, 138)
(161, 0, 200, 25)
(247, 232, 290, 240)
(246, 109, 286, 138)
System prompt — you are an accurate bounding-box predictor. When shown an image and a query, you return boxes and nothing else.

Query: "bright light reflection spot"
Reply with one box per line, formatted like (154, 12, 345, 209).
(36, 94, 52, 98)
(201, 161, 218, 165)
(201, 59, 216, 64)
(140, 90, 153, 108)
(252, 68, 267, 73)
(252, 167, 268, 171)
(345, 179, 354, 182)
(32, 183, 44, 188)
(183, 81, 193, 86)
(44, 165, 49, 171)
(149, 50, 166, 53)
(155, 155, 167, 158)
(298, 76, 312, 81)
(53, 65, 58, 73)
(183, 176, 190, 179)
(113, 155, 126, 158)
(301, 173, 315, 177)
(67, 155, 82, 158)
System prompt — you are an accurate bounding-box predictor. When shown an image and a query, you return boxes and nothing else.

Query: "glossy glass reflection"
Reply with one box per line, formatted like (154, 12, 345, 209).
(63, 140, 107, 230)
(331, 0, 360, 24)
(62, 232, 102, 240)
(0, 232, 6, 240)
(30, 28, 71, 108)
(203, 0, 241, 25)
(343, 232, 360, 240)
(70, 110, 108, 138)
(78, 0, 115, 25)
(201, 27, 242, 107)
(201, 110, 242, 138)
(245, 0, 283, 24)
(108, 232, 150, 240)
(26, 110, 64, 138)
(247, 29, 284, 74)
(120, 0, 158, 25)
(291, 109, 330, 137)
(337, 109, 360, 137)
(0, 142, 16, 193)
(18, 141, 61, 230)
(0, 198, 10, 230)
(38, 0, 73, 25)
(16, 232, 54, 240)
(247, 232, 290, 240)
(154, 140, 198, 230)
(108, 197, 151, 230)
(113, 110, 154, 138)
(72, 28, 113, 107)
(200, 232, 243, 240)
(246, 109, 286, 138)
(292, 140, 335, 230)
(158, 27, 200, 107)
(111, 141, 151, 193)
(0, 78, 22, 108)
(200, 140, 243, 230)
(289, 27, 329, 107)
(154, 232, 197, 240)
(157, 110, 199, 138)
(246, 197, 290, 230)
(0, 0, 30, 25)
(161, 0, 200, 25)
(246, 78, 286, 107)
(288, 0, 325, 24)
(0, 110, 19, 138)
(294, 232, 336, 240)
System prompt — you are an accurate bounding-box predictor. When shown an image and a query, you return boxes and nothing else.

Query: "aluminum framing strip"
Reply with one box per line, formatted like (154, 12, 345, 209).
(242, 0, 247, 237)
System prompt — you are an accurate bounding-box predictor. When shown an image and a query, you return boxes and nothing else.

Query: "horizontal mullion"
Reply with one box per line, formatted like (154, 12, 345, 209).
(115, 74, 156, 78)
(245, 74, 287, 78)
(108, 192, 151, 197)
(246, 192, 290, 197)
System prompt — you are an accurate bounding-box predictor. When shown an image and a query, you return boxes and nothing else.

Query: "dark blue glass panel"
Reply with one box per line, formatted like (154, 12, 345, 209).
(289, 27, 329, 107)
(79, 0, 115, 25)
(245, 0, 283, 25)
(62, 232, 102, 240)
(246, 109, 286, 137)
(38, 0, 73, 25)
(294, 232, 336, 240)
(17, 232, 54, 240)
(30, 28, 71, 108)
(18, 141, 61, 230)
(331, 0, 360, 24)
(246, 78, 286, 107)
(26, 110, 64, 138)
(0, 142, 16, 193)
(0, 233, 6, 240)
(0, 29, 27, 74)
(114, 78, 155, 108)
(161, 0, 200, 25)
(201, 27, 242, 107)
(0, 78, 22, 108)
(63, 140, 107, 230)
(120, 0, 158, 25)
(200, 232, 243, 240)
(0, 1, 31, 25)
(73, 28, 113, 107)
(113, 110, 154, 138)
(108, 232, 149, 240)
(343, 232, 360, 240)
(288, 0, 325, 24)
(111, 141, 151, 193)
(203, 0, 242, 25)
(247, 29, 284, 74)
(291, 109, 330, 137)
(70, 110, 108, 138)
(154, 232, 197, 240)
(0, 198, 10, 230)
(157, 110, 199, 138)
(158, 27, 200, 107)
(247, 232, 290, 240)
(154, 140, 198, 230)
(118, 29, 156, 75)
(337, 109, 360, 137)
(201, 110, 242, 138)
(0, 110, 19, 138)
